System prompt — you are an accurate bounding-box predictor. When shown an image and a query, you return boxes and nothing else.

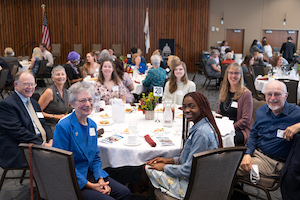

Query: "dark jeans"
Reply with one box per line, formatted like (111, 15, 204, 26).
(81, 173, 131, 200)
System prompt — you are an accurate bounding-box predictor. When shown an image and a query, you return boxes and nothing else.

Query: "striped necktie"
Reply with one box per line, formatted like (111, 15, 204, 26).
(27, 99, 47, 142)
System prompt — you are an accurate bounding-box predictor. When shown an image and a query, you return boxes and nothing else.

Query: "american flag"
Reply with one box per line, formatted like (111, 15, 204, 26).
(42, 13, 50, 48)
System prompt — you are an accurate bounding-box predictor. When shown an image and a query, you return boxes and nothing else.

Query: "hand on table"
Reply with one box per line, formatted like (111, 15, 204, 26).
(240, 154, 253, 172)
(283, 123, 300, 141)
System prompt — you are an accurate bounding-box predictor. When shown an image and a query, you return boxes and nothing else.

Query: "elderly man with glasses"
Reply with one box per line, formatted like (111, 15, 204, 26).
(0, 71, 52, 168)
(237, 80, 300, 187)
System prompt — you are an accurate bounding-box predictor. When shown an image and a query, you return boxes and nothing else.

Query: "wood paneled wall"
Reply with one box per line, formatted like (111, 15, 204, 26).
(0, 0, 209, 72)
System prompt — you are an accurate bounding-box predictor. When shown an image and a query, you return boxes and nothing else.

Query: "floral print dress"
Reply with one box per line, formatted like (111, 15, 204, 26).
(93, 81, 126, 104)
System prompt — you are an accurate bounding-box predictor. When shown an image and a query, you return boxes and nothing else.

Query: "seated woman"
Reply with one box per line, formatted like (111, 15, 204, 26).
(152, 49, 166, 68)
(29, 47, 43, 75)
(142, 54, 166, 92)
(38, 66, 69, 131)
(115, 58, 135, 103)
(273, 55, 284, 70)
(82, 52, 100, 78)
(220, 40, 229, 59)
(130, 53, 147, 74)
(218, 63, 253, 146)
(64, 51, 83, 85)
(165, 55, 180, 78)
(221, 52, 235, 65)
(250, 39, 263, 54)
(94, 58, 126, 104)
(53, 82, 130, 200)
(206, 49, 221, 78)
(163, 61, 196, 105)
(145, 92, 222, 199)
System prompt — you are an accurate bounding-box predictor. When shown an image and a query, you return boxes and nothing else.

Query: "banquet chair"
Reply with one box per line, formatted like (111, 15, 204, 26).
(252, 65, 265, 77)
(202, 60, 218, 90)
(154, 147, 247, 200)
(92, 44, 101, 51)
(4, 64, 19, 94)
(5, 60, 20, 72)
(278, 79, 298, 104)
(0, 69, 9, 99)
(35, 60, 48, 87)
(245, 73, 265, 101)
(74, 44, 82, 57)
(19, 143, 83, 200)
(0, 167, 29, 191)
(252, 98, 266, 122)
(52, 43, 61, 62)
(112, 44, 122, 57)
(221, 63, 229, 79)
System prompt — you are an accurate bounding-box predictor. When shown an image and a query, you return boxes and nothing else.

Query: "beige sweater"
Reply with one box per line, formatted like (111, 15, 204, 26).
(163, 80, 196, 105)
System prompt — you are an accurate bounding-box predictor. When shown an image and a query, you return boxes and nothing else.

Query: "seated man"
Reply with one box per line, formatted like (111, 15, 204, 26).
(0, 71, 53, 168)
(0, 57, 13, 87)
(206, 49, 221, 78)
(39, 43, 54, 67)
(64, 51, 83, 85)
(237, 80, 300, 186)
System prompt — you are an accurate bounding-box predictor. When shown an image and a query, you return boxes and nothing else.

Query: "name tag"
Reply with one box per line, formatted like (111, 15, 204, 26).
(176, 90, 183, 95)
(90, 128, 96, 136)
(277, 129, 285, 138)
(231, 101, 238, 108)
(36, 112, 44, 118)
(112, 86, 119, 91)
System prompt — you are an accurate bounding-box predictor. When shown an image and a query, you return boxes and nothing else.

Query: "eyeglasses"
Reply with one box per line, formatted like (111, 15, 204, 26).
(75, 98, 94, 104)
(265, 92, 282, 97)
(228, 71, 240, 75)
(18, 82, 37, 87)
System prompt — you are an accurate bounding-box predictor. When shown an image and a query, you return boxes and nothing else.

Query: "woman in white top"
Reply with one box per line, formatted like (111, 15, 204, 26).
(262, 40, 272, 58)
(163, 61, 196, 104)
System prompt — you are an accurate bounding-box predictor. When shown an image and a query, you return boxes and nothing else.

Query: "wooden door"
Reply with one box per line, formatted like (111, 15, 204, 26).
(262, 30, 298, 52)
(226, 29, 244, 54)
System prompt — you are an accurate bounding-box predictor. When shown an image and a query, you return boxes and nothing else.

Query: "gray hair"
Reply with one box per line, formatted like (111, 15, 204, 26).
(51, 65, 66, 76)
(225, 52, 233, 60)
(99, 49, 112, 63)
(211, 49, 219, 56)
(151, 54, 161, 67)
(68, 82, 94, 104)
(15, 71, 34, 82)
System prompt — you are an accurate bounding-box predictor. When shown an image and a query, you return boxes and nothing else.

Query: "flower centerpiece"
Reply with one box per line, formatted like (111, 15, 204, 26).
(138, 92, 159, 120)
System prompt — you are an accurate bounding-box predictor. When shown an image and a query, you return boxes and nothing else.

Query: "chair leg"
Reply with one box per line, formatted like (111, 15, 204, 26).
(20, 169, 27, 185)
(206, 80, 211, 89)
(0, 169, 8, 191)
(202, 78, 207, 87)
(192, 74, 197, 82)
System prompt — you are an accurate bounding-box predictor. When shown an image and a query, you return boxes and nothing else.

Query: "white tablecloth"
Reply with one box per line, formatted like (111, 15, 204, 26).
(254, 76, 300, 99)
(88, 105, 235, 168)
(19, 61, 31, 72)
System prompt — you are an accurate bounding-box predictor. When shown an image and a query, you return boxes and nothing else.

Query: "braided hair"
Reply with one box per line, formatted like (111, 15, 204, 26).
(184, 92, 223, 148)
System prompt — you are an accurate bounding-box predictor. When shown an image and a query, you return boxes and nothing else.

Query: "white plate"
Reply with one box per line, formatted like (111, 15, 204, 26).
(98, 120, 114, 126)
(123, 139, 141, 146)
(99, 113, 111, 119)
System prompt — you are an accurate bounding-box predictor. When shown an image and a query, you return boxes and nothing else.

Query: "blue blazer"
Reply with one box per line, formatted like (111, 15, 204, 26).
(53, 112, 108, 189)
(0, 91, 52, 168)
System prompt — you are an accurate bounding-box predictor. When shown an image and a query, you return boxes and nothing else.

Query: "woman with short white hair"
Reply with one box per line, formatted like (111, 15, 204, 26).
(142, 54, 166, 92)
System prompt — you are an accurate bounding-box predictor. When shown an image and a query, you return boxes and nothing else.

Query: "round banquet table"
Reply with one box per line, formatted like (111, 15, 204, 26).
(88, 104, 235, 169)
(254, 75, 300, 99)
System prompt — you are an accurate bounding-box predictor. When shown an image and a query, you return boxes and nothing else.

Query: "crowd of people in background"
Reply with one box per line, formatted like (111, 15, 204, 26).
(1, 37, 300, 200)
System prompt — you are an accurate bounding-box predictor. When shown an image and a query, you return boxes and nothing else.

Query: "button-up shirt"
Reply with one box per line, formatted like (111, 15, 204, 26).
(246, 102, 300, 160)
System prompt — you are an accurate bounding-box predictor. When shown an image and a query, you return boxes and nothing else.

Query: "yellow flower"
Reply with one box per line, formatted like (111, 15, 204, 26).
(178, 188, 183, 195)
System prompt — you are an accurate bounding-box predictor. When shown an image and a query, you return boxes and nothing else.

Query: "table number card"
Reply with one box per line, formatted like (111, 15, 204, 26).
(153, 86, 163, 97)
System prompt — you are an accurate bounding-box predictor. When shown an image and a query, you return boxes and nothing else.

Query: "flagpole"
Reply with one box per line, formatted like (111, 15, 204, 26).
(41, 4, 45, 19)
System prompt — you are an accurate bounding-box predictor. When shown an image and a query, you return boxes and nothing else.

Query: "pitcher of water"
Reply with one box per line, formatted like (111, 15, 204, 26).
(163, 99, 173, 128)
(111, 98, 125, 123)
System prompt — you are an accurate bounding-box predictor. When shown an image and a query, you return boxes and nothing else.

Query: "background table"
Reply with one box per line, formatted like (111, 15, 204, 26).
(88, 105, 235, 168)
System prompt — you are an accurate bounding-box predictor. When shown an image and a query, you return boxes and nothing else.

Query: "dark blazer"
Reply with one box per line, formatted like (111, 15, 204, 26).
(0, 91, 52, 168)
(280, 42, 296, 62)
(281, 133, 300, 200)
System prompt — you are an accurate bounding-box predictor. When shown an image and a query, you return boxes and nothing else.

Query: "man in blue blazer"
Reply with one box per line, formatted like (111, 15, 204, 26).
(0, 71, 53, 168)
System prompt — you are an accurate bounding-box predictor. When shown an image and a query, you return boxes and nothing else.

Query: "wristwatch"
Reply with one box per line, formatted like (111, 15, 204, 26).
(52, 114, 55, 118)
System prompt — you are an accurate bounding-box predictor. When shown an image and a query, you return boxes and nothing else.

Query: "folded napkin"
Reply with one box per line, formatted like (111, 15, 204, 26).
(144, 134, 156, 147)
